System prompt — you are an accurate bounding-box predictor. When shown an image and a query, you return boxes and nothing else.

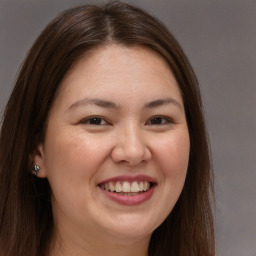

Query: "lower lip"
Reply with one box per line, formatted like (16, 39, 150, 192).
(99, 186, 156, 206)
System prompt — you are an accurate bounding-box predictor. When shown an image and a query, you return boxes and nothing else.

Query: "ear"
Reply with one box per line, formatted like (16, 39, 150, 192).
(32, 143, 47, 178)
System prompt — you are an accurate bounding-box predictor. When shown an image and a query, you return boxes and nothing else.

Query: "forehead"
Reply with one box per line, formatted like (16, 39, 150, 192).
(65, 44, 173, 78)
(54, 44, 183, 109)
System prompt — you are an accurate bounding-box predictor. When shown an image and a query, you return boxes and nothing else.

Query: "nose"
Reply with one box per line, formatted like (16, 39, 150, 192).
(111, 125, 152, 166)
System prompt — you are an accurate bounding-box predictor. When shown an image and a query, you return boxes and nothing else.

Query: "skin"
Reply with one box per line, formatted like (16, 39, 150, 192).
(34, 45, 190, 256)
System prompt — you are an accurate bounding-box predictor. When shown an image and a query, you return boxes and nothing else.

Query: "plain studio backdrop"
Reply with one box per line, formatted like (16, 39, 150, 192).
(0, 0, 255, 255)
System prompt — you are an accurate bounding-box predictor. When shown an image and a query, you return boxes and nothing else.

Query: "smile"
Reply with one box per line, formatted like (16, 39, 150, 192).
(99, 181, 151, 195)
(98, 175, 157, 206)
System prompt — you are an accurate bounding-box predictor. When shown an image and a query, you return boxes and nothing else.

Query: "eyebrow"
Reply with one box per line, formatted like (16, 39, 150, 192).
(66, 97, 182, 112)
(144, 98, 183, 110)
(66, 98, 120, 112)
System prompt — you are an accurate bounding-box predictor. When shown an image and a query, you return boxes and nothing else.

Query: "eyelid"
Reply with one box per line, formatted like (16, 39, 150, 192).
(78, 115, 174, 126)
(80, 116, 110, 125)
(146, 115, 174, 125)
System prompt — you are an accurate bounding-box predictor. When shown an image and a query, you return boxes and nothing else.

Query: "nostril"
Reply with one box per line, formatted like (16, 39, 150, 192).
(111, 143, 152, 166)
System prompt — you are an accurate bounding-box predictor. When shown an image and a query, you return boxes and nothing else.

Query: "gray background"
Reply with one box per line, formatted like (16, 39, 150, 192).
(0, 0, 255, 255)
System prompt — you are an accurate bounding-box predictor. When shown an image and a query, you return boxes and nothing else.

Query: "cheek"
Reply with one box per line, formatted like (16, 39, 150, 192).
(43, 128, 114, 191)
(43, 132, 108, 210)
(145, 130, 190, 229)
(157, 131, 190, 175)
(154, 130, 190, 204)
(43, 132, 84, 184)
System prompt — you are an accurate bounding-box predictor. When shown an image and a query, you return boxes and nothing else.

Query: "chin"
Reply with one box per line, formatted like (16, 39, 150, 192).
(98, 213, 161, 242)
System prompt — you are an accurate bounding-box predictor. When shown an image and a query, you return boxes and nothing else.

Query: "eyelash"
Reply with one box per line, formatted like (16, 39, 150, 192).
(80, 116, 109, 125)
(80, 116, 173, 126)
(147, 116, 174, 125)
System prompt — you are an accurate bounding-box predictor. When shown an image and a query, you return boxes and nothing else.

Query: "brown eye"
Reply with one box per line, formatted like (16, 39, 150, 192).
(89, 117, 102, 125)
(149, 116, 172, 125)
(81, 117, 108, 125)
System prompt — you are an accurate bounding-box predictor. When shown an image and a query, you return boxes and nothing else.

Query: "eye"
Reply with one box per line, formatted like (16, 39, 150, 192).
(148, 116, 173, 125)
(81, 116, 109, 125)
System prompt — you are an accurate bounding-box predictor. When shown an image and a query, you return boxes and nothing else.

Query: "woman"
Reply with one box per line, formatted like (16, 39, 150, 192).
(0, 1, 215, 256)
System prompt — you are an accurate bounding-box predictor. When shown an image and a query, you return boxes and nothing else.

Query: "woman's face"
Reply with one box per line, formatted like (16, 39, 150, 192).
(35, 45, 190, 244)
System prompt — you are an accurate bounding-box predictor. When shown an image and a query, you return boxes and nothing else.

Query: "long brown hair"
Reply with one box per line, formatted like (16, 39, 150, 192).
(0, 1, 215, 255)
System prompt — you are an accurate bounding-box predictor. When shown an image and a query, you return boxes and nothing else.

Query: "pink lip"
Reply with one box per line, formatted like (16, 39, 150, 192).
(99, 185, 156, 206)
(99, 175, 157, 184)
(98, 175, 157, 206)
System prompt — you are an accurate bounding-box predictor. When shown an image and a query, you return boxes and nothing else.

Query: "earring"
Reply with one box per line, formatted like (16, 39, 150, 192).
(33, 164, 40, 176)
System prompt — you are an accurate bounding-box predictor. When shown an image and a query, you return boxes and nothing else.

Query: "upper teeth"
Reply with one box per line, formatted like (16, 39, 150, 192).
(100, 181, 150, 193)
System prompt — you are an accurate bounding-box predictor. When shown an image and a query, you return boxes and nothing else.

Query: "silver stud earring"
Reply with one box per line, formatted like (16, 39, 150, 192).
(33, 164, 40, 176)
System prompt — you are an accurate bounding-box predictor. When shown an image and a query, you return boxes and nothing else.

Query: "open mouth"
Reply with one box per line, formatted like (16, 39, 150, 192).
(98, 181, 154, 196)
